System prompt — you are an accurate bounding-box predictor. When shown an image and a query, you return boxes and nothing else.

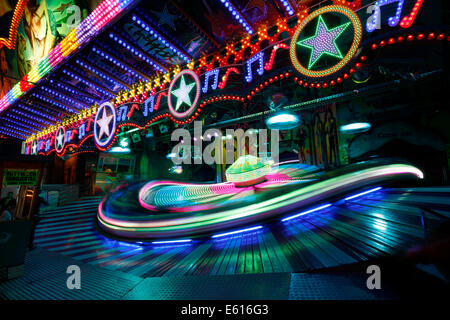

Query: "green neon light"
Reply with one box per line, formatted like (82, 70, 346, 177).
(98, 164, 423, 235)
(289, 5, 362, 78)
(297, 15, 351, 69)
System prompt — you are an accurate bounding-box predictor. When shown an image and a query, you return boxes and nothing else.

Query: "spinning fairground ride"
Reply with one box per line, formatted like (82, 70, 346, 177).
(97, 157, 423, 241)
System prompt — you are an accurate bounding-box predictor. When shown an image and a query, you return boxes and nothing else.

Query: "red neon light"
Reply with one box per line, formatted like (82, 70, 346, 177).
(218, 67, 240, 89)
(332, 0, 361, 10)
(86, 118, 94, 132)
(70, 129, 77, 140)
(154, 92, 167, 111)
(118, 123, 142, 129)
(264, 43, 289, 71)
(399, 0, 424, 29)
(127, 104, 140, 118)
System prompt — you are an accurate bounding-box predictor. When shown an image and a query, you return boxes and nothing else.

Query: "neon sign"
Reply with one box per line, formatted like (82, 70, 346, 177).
(297, 15, 351, 70)
(23, 2, 430, 156)
(245, 52, 265, 82)
(31, 139, 38, 155)
(202, 69, 220, 93)
(45, 139, 51, 153)
(94, 102, 117, 150)
(366, 0, 405, 32)
(167, 69, 201, 119)
(290, 5, 362, 78)
(366, 0, 424, 32)
(55, 126, 66, 154)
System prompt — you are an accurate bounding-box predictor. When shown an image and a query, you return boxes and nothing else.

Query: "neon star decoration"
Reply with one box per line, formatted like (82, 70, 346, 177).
(31, 139, 38, 155)
(172, 76, 195, 110)
(168, 69, 201, 119)
(97, 108, 114, 139)
(297, 15, 350, 69)
(55, 126, 66, 154)
(94, 102, 117, 149)
(290, 5, 362, 78)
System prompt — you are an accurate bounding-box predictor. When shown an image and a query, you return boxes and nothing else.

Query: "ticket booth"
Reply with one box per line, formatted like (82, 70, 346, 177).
(0, 156, 48, 279)
(0, 156, 48, 220)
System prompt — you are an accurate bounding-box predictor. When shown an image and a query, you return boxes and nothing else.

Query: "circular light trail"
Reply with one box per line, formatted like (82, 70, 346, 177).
(98, 162, 423, 239)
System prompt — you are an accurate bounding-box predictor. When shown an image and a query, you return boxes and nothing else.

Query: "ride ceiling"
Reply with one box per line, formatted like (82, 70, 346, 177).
(0, 0, 446, 157)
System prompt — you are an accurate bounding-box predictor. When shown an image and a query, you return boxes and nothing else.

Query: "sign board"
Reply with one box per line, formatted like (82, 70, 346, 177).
(4, 169, 39, 186)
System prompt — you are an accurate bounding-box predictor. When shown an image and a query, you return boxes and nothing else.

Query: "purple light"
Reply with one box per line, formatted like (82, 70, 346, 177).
(344, 187, 383, 201)
(245, 51, 264, 82)
(202, 69, 220, 93)
(367, 0, 405, 32)
(279, 0, 295, 16)
(132, 15, 191, 63)
(212, 225, 263, 238)
(297, 15, 350, 69)
(281, 204, 332, 222)
(218, 0, 254, 34)
(152, 239, 192, 244)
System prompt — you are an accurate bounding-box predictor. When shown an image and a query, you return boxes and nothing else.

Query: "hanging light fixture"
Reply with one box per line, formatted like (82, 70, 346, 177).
(266, 111, 301, 130)
(109, 147, 131, 153)
(339, 122, 372, 134)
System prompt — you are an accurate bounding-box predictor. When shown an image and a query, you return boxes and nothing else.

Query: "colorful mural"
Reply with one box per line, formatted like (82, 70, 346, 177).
(294, 103, 340, 168)
(0, 0, 19, 97)
(0, 0, 101, 98)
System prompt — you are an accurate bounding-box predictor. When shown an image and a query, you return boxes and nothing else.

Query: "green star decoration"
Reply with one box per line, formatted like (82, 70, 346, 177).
(297, 15, 351, 69)
(171, 75, 196, 111)
(56, 128, 65, 149)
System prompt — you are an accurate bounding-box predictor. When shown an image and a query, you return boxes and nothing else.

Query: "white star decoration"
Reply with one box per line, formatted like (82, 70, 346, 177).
(32, 141, 38, 154)
(171, 75, 196, 111)
(297, 15, 350, 69)
(56, 129, 65, 149)
(96, 107, 114, 140)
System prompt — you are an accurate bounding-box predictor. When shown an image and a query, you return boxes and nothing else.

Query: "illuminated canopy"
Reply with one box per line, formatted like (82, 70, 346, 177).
(290, 5, 362, 78)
